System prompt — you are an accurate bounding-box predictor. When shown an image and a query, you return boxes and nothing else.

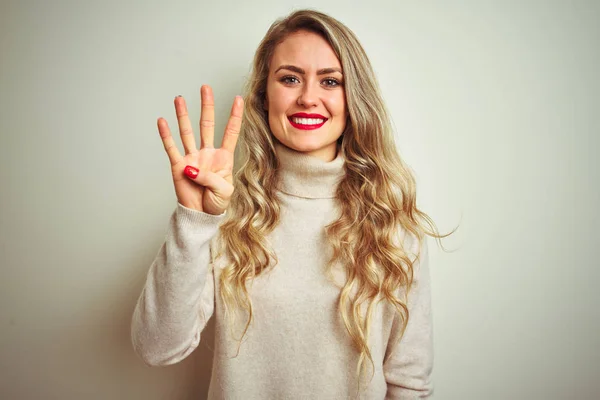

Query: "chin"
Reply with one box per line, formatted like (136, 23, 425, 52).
(287, 139, 325, 152)
(274, 131, 338, 154)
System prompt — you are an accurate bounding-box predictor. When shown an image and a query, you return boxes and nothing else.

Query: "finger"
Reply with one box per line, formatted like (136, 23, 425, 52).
(184, 167, 233, 198)
(221, 96, 244, 154)
(174, 96, 197, 155)
(199, 85, 215, 149)
(157, 117, 182, 166)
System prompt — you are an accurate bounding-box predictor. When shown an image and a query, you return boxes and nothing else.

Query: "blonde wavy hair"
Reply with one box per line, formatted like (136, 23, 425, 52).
(213, 8, 454, 396)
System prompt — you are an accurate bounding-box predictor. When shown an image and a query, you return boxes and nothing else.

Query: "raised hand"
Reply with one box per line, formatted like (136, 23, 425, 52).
(157, 85, 243, 215)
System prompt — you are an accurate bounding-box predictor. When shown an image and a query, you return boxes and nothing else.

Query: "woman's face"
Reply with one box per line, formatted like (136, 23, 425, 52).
(265, 30, 347, 162)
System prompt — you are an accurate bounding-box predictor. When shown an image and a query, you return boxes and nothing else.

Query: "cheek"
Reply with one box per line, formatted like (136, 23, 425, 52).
(266, 86, 288, 129)
(269, 86, 296, 114)
(327, 91, 347, 118)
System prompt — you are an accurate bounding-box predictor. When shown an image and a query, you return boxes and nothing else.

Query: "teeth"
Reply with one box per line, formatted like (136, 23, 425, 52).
(292, 117, 324, 125)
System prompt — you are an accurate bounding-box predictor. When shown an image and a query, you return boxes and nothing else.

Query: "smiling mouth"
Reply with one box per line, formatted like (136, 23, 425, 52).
(288, 116, 328, 130)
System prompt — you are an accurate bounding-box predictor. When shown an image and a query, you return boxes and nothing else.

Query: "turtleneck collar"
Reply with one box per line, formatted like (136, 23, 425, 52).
(274, 141, 345, 199)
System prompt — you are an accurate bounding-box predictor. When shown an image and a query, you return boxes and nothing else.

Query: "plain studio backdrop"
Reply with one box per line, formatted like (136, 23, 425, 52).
(1, 0, 598, 399)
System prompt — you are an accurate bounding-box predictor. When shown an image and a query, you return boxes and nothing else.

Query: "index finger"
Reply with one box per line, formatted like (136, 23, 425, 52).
(220, 96, 244, 154)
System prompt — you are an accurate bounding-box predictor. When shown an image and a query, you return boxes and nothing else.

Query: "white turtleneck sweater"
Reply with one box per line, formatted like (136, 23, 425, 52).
(131, 142, 434, 399)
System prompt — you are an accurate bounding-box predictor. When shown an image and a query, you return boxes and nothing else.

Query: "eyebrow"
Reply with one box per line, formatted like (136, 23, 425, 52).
(274, 65, 343, 75)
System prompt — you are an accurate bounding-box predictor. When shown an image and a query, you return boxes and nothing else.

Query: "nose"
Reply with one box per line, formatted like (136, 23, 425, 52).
(297, 83, 318, 108)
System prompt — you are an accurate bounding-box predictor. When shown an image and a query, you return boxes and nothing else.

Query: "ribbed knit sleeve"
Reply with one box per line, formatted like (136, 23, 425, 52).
(131, 202, 225, 366)
(384, 236, 434, 399)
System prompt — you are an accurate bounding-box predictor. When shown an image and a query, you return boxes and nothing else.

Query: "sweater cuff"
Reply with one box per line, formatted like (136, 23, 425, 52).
(175, 202, 226, 229)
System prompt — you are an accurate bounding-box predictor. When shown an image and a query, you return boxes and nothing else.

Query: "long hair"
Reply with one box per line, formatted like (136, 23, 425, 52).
(213, 8, 454, 396)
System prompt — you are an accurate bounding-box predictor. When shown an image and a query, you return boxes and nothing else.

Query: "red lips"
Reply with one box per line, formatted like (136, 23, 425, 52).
(288, 113, 328, 130)
(289, 112, 327, 119)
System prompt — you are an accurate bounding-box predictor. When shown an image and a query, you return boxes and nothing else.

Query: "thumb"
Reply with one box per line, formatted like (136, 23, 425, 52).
(184, 165, 233, 198)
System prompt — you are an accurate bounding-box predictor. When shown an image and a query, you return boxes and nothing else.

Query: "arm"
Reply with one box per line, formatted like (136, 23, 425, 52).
(130, 202, 225, 366)
(384, 236, 434, 398)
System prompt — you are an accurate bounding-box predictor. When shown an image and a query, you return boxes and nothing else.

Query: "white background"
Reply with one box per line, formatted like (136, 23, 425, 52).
(1, 0, 598, 398)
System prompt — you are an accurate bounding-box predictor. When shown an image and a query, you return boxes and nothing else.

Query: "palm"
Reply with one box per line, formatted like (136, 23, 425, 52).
(157, 85, 243, 214)
(172, 147, 234, 214)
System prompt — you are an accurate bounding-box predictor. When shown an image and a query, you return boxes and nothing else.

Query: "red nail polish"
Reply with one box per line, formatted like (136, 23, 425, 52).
(184, 165, 199, 179)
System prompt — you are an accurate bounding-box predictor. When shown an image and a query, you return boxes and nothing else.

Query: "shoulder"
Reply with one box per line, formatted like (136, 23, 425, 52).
(394, 227, 425, 259)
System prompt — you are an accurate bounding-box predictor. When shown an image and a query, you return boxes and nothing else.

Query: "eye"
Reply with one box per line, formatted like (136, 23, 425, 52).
(280, 75, 300, 85)
(322, 78, 341, 87)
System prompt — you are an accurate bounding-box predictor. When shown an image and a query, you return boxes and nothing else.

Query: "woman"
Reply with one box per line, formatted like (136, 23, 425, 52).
(131, 9, 449, 399)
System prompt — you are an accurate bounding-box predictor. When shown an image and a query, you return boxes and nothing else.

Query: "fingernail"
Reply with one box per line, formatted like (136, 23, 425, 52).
(184, 165, 199, 179)
(175, 95, 182, 99)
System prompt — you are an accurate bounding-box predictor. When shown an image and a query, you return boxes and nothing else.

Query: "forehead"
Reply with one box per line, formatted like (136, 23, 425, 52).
(270, 30, 341, 70)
